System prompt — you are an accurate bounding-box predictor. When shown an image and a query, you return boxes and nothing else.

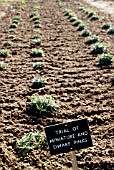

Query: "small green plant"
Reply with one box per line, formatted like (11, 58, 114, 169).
(3, 41, 12, 46)
(31, 48, 44, 57)
(34, 5, 40, 10)
(32, 15, 40, 21)
(85, 35, 100, 45)
(32, 77, 47, 88)
(20, 2, 26, 10)
(8, 35, 15, 39)
(90, 15, 99, 21)
(64, 9, 73, 16)
(12, 16, 20, 25)
(32, 34, 40, 39)
(107, 27, 114, 34)
(97, 53, 113, 66)
(57, 0, 63, 7)
(9, 29, 16, 33)
(81, 29, 91, 37)
(67, 12, 75, 19)
(33, 29, 41, 33)
(17, 131, 46, 156)
(78, 7, 85, 12)
(92, 43, 107, 54)
(27, 94, 59, 114)
(34, 23, 41, 28)
(73, 20, 82, 27)
(0, 49, 9, 57)
(102, 22, 110, 29)
(70, 16, 77, 22)
(16, 11, 21, 15)
(63, 9, 75, 19)
(33, 62, 44, 69)
(34, 20, 41, 25)
(0, 61, 6, 69)
(77, 23, 85, 31)
(13, 16, 20, 21)
(32, 39, 42, 45)
(30, 12, 37, 18)
(12, 19, 19, 24)
(63, 9, 69, 15)
(86, 10, 95, 18)
(10, 23, 18, 28)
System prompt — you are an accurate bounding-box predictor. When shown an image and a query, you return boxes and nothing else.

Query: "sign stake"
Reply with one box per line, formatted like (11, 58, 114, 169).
(70, 151, 78, 170)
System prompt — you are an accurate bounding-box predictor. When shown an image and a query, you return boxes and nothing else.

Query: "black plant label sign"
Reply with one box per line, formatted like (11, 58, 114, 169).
(45, 118, 92, 155)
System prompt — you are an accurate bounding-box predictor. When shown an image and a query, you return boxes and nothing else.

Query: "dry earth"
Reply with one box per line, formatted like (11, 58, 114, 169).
(0, 0, 114, 170)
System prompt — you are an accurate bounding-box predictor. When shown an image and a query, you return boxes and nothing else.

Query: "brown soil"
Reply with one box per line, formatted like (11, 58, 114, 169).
(0, 0, 114, 170)
(0, 3, 10, 19)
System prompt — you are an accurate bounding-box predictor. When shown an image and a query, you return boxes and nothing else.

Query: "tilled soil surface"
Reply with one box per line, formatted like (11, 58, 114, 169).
(0, 0, 114, 169)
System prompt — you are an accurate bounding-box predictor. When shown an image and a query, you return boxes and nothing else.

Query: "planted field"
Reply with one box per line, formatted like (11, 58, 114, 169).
(0, 0, 114, 169)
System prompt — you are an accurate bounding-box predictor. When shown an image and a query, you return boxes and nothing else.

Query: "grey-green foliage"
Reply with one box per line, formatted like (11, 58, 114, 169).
(8, 35, 15, 39)
(86, 10, 95, 18)
(30, 12, 37, 18)
(32, 15, 40, 21)
(56, 0, 63, 7)
(78, 7, 85, 12)
(34, 23, 41, 28)
(12, 19, 19, 24)
(81, 29, 91, 37)
(9, 29, 16, 33)
(0, 61, 6, 69)
(0, 49, 9, 57)
(90, 15, 99, 21)
(64, 9, 73, 17)
(32, 34, 40, 39)
(34, 20, 41, 25)
(12, 16, 20, 25)
(85, 35, 100, 45)
(91, 43, 106, 54)
(10, 23, 18, 28)
(33, 62, 44, 69)
(102, 22, 110, 29)
(20, 2, 26, 10)
(32, 77, 47, 88)
(33, 29, 41, 33)
(107, 27, 114, 34)
(77, 23, 85, 31)
(17, 131, 46, 156)
(97, 53, 113, 66)
(73, 20, 82, 26)
(3, 41, 12, 46)
(67, 12, 75, 19)
(70, 16, 77, 22)
(31, 48, 44, 57)
(13, 16, 20, 21)
(27, 94, 59, 114)
(32, 39, 42, 45)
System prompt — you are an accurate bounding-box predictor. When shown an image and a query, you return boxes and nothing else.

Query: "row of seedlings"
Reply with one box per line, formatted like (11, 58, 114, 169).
(77, 5, 114, 83)
(57, 1, 114, 85)
(15, 1, 45, 157)
(71, 0, 114, 35)
(16, 1, 59, 157)
(78, 6, 114, 35)
(78, 7, 99, 21)
(57, 0, 89, 35)
(63, 8, 91, 36)
(0, 2, 22, 70)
